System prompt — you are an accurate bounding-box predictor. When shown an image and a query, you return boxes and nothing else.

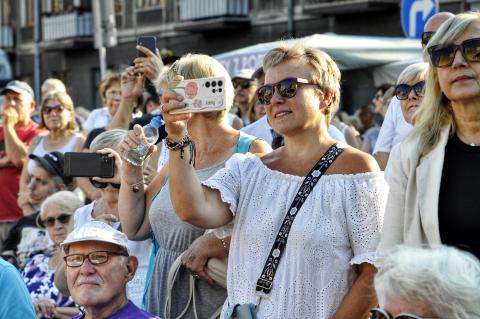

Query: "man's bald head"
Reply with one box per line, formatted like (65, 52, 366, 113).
(424, 12, 454, 33)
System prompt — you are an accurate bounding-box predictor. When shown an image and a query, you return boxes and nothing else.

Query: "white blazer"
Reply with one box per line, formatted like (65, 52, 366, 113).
(379, 126, 450, 251)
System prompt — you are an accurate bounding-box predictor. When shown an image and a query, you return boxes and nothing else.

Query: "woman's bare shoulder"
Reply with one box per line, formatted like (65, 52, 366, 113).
(329, 146, 380, 175)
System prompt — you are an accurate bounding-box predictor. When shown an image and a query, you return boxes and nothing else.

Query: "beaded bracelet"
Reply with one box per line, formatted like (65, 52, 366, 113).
(165, 134, 196, 165)
(220, 237, 229, 256)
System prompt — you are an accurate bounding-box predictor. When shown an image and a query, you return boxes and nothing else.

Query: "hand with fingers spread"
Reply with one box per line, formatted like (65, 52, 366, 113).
(121, 66, 144, 101)
(134, 46, 164, 82)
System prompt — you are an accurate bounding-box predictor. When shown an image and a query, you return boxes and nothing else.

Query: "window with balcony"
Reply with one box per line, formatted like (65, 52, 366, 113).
(20, 0, 35, 27)
(136, 0, 166, 10)
(0, 0, 12, 25)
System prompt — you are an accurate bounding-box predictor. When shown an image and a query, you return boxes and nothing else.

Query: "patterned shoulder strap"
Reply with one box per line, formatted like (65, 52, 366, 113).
(255, 143, 344, 295)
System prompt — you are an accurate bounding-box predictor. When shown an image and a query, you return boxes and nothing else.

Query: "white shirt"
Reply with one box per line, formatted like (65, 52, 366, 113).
(203, 153, 387, 318)
(73, 203, 152, 307)
(373, 97, 413, 154)
(83, 107, 112, 132)
(241, 115, 346, 145)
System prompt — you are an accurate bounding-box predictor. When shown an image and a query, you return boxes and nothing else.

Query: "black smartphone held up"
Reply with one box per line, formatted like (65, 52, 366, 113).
(64, 152, 115, 178)
(137, 36, 157, 57)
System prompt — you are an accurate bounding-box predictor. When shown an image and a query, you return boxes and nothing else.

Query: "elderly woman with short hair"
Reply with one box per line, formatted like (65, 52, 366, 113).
(22, 191, 83, 319)
(380, 12, 480, 259)
(372, 245, 480, 319)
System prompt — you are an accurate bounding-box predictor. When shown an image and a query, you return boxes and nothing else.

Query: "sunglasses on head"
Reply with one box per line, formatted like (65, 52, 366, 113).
(394, 81, 425, 100)
(43, 104, 65, 115)
(421, 31, 435, 46)
(233, 80, 252, 89)
(428, 37, 480, 68)
(41, 214, 72, 228)
(89, 178, 121, 189)
(256, 77, 318, 105)
(370, 308, 435, 319)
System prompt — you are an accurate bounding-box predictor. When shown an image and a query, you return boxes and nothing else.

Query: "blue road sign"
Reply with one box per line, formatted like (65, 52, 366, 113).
(401, 0, 438, 39)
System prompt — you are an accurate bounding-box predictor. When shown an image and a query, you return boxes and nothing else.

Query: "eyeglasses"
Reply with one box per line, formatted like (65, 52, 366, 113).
(394, 81, 425, 100)
(370, 308, 436, 319)
(43, 104, 65, 115)
(89, 178, 120, 189)
(105, 90, 121, 99)
(256, 77, 318, 105)
(428, 37, 480, 68)
(421, 31, 435, 46)
(233, 80, 252, 89)
(41, 214, 72, 228)
(64, 251, 128, 267)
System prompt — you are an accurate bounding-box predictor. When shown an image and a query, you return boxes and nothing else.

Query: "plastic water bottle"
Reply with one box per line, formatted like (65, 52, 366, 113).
(122, 116, 164, 166)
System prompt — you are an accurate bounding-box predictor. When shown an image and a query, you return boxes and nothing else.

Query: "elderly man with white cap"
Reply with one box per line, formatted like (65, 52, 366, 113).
(61, 221, 159, 319)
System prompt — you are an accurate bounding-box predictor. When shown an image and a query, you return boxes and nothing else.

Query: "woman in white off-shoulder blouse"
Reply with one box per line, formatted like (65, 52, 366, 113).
(135, 44, 387, 318)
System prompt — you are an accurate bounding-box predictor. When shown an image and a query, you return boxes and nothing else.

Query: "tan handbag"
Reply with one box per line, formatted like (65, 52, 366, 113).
(205, 257, 227, 289)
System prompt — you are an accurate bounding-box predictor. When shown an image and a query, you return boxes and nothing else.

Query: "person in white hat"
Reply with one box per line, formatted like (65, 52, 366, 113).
(232, 68, 256, 125)
(61, 221, 159, 319)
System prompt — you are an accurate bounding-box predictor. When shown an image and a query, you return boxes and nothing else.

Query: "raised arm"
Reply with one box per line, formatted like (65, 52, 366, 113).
(3, 108, 30, 168)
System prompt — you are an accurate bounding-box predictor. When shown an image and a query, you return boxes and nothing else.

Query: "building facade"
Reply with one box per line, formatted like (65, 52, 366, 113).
(0, 0, 468, 110)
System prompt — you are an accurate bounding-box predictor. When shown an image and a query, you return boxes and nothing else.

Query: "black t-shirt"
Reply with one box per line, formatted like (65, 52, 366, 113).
(438, 134, 480, 259)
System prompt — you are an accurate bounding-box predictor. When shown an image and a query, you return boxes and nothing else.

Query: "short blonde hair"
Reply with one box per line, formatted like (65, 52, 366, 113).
(163, 54, 234, 120)
(99, 72, 121, 102)
(262, 43, 341, 125)
(414, 12, 480, 156)
(39, 91, 77, 133)
(90, 129, 128, 153)
(396, 62, 428, 85)
(40, 191, 84, 220)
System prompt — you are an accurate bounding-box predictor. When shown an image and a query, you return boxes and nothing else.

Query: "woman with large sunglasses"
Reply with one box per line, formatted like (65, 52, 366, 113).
(379, 12, 480, 259)
(371, 245, 480, 319)
(22, 191, 83, 319)
(18, 91, 85, 215)
(148, 44, 387, 318)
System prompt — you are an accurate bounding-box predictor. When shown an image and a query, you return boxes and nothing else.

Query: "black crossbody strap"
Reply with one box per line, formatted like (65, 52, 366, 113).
(255, 143, 344, 295)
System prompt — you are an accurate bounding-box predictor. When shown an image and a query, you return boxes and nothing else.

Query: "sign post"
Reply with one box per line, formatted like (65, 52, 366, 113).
(401, 0, 438, 38)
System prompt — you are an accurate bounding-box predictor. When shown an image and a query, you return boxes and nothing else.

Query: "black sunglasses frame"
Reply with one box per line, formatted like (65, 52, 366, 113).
(41, 214, 72, 228)
(370, 308, 432, 319)
(43, 104, 65, 115)
(421, 32, 435, 46)
(428, 37, 480, 68)
(64, 251, 128, 267)
(394, 81, 425, 100)
(256, 77, 318, 105)
(89, 178, 121, 189)
(233, 79, 253, 89)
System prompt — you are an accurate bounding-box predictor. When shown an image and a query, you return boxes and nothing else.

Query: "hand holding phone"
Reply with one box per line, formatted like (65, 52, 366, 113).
(137, 36, 157, 58)
(168, 77, 227, 114)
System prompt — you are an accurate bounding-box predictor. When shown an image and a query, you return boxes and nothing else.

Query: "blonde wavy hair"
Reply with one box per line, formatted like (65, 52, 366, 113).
(39, 91, 77, 133)
(262, 43, 341, 125)
(414, 12, 480, 156)
(163, 54, 234, 121)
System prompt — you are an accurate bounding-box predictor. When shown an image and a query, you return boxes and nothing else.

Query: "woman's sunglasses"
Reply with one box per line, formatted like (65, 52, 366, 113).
(428, 37, 480, 68)
(370, 308, 435, 319)
(43, 104, 65, 115)
(394, 81, 425, 100)
(256, 77, 318, 105)
(41, 214, 72, 228)
(89, 178, 121, 189)
(233, 80, 252, 89)
(421, 31, 435, 46)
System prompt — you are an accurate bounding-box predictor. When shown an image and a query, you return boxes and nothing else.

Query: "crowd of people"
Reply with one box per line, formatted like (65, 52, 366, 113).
(0, 10, 479, 319)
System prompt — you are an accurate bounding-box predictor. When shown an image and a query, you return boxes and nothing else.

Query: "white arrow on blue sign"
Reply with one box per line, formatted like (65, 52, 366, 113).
(401, 0, 438, 38)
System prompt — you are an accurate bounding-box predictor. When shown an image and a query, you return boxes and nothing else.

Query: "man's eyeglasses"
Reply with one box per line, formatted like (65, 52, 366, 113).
(89, 178, 121, 189)
(370, 308, 436, 319)
(233, 79, 252, 89)
(41, 214, 72, 228)
(394, 81, 425, 100)
(256, 77, 318, 105)
(43, 104, 65, 115)
(64, 251, 128, 267)
(428, 37, 480, 68)
(421, 31, 435, 46)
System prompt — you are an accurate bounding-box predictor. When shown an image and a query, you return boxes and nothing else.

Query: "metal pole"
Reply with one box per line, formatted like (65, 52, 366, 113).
(93, 0, 106, 79)
(34, 0, 41, 104)
(288, 0, 295, 38)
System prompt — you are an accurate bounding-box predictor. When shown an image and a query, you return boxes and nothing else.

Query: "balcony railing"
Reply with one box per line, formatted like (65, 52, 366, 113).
(42, 12, 93, 41)
(0, 26, 13, 48)
(179, 0, 248, 21)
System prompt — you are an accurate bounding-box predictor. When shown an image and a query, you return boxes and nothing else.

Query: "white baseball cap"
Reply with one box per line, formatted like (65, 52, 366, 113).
(61, 220, 129, 254)
(232, 68, 255, 80)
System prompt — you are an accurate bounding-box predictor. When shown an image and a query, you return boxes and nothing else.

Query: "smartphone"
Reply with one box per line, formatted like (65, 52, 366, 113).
(137, 36, 157, 57)
(168, 77, 227, 114)
(64, 152, 114, 178)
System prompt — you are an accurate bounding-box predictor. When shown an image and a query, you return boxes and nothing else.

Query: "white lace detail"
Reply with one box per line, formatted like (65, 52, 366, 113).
(203, 153, 388, 319)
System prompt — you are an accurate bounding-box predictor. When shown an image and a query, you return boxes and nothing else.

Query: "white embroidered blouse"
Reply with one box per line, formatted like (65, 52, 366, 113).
(203, 153, 387, 319)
